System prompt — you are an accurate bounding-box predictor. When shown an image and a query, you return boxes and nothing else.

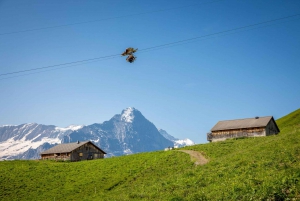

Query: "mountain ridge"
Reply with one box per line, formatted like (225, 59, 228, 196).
(0, 107, 194, 160)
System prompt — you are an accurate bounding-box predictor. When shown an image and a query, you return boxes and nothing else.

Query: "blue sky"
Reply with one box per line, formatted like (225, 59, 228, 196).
(0, 0, 299, 143)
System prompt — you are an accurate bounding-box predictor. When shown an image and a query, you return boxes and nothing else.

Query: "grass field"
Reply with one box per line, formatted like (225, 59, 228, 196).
(1, 109, 299, 200)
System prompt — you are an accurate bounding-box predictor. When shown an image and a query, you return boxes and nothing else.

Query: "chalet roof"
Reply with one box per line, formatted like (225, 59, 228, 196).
(40, 141, 106, 155)
(211, 116, 275, 131)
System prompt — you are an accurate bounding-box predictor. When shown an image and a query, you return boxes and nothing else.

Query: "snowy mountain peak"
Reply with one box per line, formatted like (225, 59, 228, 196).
(21, 123, 37, 127)
(55, 125, 84, 132)
(174, 138, 195, 146)
(121, 107, 137, 123)
(158, 129, 195, 148)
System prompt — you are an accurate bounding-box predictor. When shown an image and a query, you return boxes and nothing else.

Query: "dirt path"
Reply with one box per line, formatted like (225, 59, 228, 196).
(179, 150, 209, 166)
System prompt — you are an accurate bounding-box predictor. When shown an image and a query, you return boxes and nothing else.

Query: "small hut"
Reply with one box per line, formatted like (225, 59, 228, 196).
(207, 116, 280, 142)
(40, 141, 106, 161)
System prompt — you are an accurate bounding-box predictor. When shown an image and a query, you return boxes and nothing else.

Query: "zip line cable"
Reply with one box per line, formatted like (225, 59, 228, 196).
(0, 0, 223, 36)
(139, 13, 300, 52)
(1, 13, 300, 80)
(138, 17, 300, 54)
(0, 53, 120, 77)
(0, 56, 120, 81)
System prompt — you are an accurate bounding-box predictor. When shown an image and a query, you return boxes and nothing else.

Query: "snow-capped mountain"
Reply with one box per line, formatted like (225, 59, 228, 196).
(61, 107, 173, 157)
(0, 107, 190, 160)
(0, 123, 83, 160)
(158, 129, 195, 148)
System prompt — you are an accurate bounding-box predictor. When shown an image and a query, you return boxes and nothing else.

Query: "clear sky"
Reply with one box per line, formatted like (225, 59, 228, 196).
(0, 0, 299, 143)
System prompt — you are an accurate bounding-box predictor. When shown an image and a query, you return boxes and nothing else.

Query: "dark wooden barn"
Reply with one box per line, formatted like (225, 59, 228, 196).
(40, 141, 106, 161)
(207, 116, 280, 142)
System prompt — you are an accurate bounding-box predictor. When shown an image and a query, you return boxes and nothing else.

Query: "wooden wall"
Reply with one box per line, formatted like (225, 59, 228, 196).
(41, 153, 70, 160)
(208, 127, 266, 142)
(266, 120, 280, 135)
(70, 143, 105, 161)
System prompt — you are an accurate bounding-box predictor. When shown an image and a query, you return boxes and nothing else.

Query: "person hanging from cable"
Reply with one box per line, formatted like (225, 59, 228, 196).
(126, 54, 136, 63)
(121, 47, 137, 63)
(121, 47, 137, 56)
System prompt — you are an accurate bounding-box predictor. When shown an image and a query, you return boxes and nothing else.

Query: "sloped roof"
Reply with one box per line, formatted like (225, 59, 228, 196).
(211, 116, 275, 131)
(40, 141, 106, 155)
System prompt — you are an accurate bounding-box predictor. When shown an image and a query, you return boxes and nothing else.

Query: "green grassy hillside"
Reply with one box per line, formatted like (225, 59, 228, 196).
(1, 109, 300, 201)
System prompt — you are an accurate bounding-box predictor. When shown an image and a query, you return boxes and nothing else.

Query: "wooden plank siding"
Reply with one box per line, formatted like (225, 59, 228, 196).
(70, 143, 104, 161)
(265, 119, 279, 135)
(41, 153, 70, 160)
(208, 127, 266, 142)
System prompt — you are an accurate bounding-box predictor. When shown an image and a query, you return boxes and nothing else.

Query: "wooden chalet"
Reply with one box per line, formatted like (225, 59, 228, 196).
(207, 116, 280, 142)
(40, 141, 106, 161)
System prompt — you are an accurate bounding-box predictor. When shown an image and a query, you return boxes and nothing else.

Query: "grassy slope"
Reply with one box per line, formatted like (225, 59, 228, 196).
(0, 109, 299, 201)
